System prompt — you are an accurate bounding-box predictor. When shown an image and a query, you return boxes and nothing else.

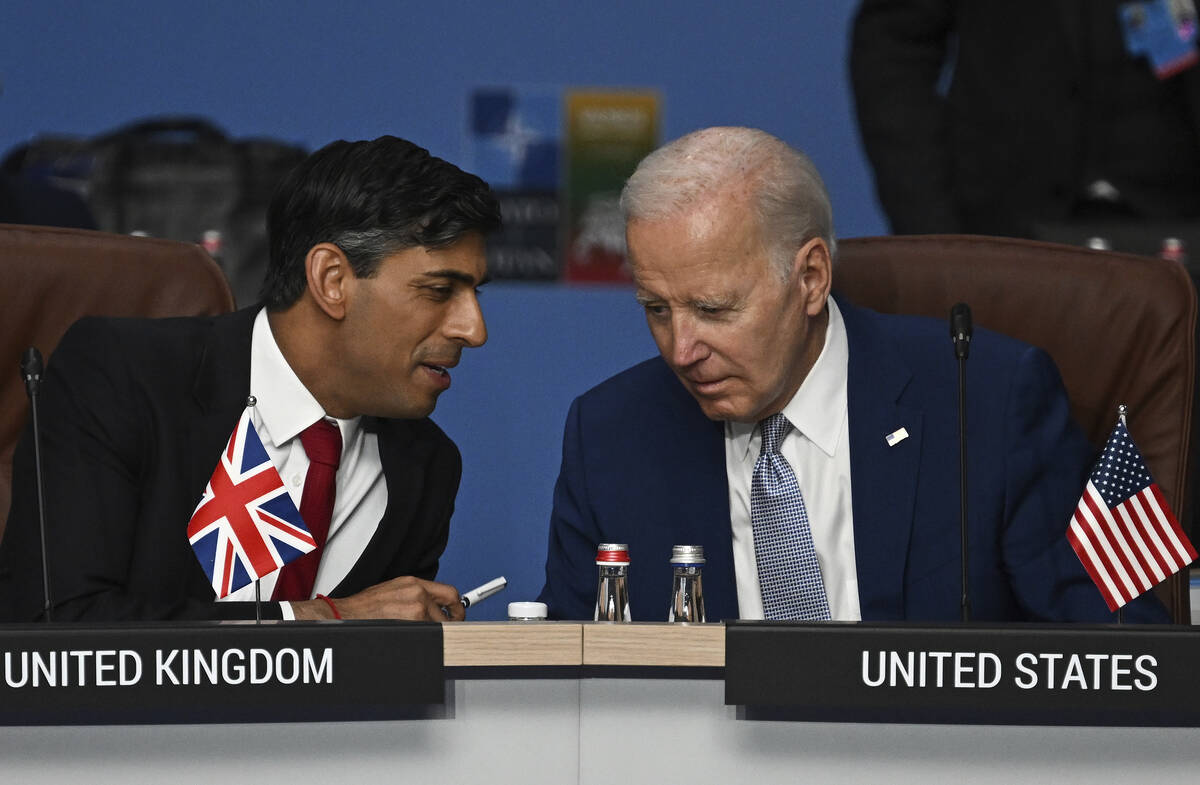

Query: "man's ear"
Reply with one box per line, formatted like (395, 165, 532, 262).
(305, 243, 353, 320)
(792, 237, 833, 317)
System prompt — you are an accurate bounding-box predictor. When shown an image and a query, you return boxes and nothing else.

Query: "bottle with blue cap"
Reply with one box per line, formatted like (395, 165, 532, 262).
(668, 545, 706, 623)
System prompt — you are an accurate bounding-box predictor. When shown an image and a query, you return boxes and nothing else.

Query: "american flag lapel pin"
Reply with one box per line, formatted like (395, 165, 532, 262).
(885, 427, 909, 447)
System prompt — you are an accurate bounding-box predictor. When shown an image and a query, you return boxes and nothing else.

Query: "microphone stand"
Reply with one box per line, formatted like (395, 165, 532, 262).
(950, 305, 973, 622)
(20, 347, 53, 622)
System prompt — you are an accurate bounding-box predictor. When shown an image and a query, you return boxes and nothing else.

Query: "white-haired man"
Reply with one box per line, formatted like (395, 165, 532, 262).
(538, 126, 1167, 624)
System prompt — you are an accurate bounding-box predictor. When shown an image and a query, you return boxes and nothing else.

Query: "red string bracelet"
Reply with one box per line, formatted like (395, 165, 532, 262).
(316, 594, 341, 620)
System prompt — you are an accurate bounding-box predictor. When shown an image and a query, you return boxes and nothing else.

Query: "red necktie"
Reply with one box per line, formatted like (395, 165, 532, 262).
(272, 419, 343, 601)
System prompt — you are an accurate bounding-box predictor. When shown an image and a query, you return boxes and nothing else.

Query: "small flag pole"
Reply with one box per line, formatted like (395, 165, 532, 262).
(247, 394, 263, 625)
(1117, 403, 1128, 625)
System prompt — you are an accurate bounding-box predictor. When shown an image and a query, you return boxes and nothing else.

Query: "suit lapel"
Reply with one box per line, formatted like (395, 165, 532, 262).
(186, 309, 257, 500)
(839, 298, 923, 621)
(694, 419, 733, 612)
(678, 395, 733, 618)
(333, 417, 429, 594)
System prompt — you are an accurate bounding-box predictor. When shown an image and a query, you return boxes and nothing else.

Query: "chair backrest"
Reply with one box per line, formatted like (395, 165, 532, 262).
(835, 234, 1197, 622)
(0, 223, 235, 539)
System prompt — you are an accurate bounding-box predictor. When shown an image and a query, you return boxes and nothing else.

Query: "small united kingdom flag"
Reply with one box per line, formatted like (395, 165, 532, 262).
(187, 407, 316, 598)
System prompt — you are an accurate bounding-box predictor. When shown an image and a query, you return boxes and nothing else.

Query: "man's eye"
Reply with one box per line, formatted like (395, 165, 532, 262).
(697, 304, 724, 316)
(643, 303, 668, 317)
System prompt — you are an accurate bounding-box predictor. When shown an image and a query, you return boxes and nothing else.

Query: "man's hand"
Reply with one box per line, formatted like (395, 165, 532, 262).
(292, 576, 464, 621)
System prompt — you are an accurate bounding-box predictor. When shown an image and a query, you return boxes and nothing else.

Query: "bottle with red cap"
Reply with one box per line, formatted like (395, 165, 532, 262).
(594, 543, 632, 622)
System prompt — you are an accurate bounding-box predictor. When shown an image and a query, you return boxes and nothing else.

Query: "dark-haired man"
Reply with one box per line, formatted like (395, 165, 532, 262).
(0, 136, 500, 622)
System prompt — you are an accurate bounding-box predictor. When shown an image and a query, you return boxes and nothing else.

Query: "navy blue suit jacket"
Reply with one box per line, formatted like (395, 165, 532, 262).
(538, 297, 1168, 623)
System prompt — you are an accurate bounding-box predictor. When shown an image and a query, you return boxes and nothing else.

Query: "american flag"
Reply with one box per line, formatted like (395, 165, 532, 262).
(187, 408, 316, 598)
(1067, 417, 1197, 612)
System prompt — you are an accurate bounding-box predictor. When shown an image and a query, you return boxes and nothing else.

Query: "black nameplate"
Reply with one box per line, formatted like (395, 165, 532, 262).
(0, 621, 443, 725)
(725, 622, 1200, 726)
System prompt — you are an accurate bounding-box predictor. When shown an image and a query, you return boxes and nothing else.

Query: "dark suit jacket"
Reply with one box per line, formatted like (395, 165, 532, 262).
(0, 308, 461, 621)
(850, 0, 1200, 236)
(537, 298, 1168, 623)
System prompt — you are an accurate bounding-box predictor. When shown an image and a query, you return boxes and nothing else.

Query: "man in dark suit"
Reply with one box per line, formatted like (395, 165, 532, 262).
(0, 135, 500, 622)
(537, 126, 1167, 623)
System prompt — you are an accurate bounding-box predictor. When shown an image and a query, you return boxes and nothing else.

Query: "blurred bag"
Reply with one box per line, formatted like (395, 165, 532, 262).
(2, 116, 307, 307)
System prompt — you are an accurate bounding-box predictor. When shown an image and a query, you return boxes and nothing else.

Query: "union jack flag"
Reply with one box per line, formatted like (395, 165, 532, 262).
(1067, 416, 1197, 612)
(188, 407, 316, 598)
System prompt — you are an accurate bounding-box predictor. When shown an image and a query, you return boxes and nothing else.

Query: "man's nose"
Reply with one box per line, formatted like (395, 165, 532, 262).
(448, 292, 487, 347)
(669, 316, 708, 368)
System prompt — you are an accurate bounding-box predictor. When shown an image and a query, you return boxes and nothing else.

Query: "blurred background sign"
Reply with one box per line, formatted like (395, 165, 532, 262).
(468, 86, 562, 281)
(467, 86, 660, 284)
(563, 89, 659, 284)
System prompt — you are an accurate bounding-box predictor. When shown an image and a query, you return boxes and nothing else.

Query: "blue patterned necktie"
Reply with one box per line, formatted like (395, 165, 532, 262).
(751, 413, 832, 620)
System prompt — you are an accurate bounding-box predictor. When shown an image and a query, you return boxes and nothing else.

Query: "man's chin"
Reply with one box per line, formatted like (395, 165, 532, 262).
(694, 396, 750, 423)
(371, 396, 438, 421)
(409, 399, 438, 419)
(676, 375, 758, 422)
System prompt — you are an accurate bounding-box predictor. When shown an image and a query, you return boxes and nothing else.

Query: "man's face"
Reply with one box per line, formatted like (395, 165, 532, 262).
(627, 195, 829, 423)
(337, 232, 488, 419)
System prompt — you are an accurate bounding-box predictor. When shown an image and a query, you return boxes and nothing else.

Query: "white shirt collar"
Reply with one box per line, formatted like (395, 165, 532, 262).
(249, 308, 361, 448)
(729, 296, 849, 459)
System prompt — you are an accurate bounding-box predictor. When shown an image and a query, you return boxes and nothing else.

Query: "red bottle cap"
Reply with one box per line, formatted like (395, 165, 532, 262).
(595, 543, 630, 564)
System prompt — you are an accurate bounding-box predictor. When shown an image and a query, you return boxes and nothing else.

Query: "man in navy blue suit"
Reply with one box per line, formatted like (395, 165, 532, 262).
(538, 126, 1167, 624)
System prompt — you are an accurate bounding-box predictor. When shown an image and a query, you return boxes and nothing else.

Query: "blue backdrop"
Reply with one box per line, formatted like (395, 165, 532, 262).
(2, 0, 889, 618)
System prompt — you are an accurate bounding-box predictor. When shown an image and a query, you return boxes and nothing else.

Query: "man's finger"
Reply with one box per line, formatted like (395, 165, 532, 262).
(422, 579, 462, 606)
(442, 599, 466, 621)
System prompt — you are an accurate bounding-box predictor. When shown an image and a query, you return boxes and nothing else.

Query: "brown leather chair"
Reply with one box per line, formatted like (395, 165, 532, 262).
(836, 234, 1197, 622)
(0, 223, 234, 541)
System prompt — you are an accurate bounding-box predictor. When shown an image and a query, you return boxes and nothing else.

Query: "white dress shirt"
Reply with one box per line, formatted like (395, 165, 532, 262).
(726, 297, 862, 620)
(217, 309, 387, 616)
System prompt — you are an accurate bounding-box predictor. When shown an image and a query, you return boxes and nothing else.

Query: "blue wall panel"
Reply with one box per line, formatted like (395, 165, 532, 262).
(2, 1, 887, 618)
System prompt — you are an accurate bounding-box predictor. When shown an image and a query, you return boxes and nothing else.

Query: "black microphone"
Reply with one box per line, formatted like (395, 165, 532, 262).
(19, 347, 53, 622)
(950, 303, 972, 360)
(949, 304, 972, 622)
(20, 347, 42, 396)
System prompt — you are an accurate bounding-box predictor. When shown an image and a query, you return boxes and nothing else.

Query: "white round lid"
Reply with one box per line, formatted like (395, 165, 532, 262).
(507, 601, 548, 619)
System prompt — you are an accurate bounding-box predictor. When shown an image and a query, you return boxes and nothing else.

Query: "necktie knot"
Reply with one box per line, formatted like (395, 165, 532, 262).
(300, 419, 342, 468)
(759, 413, 791, 455)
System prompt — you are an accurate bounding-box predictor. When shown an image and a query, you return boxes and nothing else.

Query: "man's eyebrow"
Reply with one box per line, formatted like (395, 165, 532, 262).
(691, 294, 741, 310)
(420, 269, 488, 286)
